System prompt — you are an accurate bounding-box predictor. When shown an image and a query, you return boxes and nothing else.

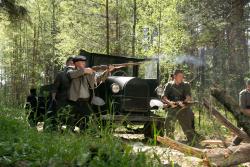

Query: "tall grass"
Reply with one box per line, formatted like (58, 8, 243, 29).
(0, 106, 161, 167)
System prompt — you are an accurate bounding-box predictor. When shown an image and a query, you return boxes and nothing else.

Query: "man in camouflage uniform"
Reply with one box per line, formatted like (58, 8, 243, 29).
(162, 69, 198, 144)
(232, 79, 250, 145)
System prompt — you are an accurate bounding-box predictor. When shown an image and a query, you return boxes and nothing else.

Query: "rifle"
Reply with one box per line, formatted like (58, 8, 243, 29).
(91, 62, 142, 71)
(162, 100, 198, 109)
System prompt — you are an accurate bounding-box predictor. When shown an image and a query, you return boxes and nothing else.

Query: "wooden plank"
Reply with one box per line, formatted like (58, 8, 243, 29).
(210, 87, 250, 136)
(203, 99, 250, 143)
(157, 136, 250, 166)
(157, 136, 205, 159)
(201, 140, 230, 146)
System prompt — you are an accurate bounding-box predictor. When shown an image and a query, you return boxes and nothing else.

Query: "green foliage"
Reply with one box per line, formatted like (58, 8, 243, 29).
(0, 0, 249, 122)
(0, 106, 160, 166)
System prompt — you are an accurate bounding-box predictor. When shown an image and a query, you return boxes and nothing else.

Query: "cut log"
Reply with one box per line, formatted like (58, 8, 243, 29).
(203, 99, 250, 143)
(201, 140, 230, 147)
(157, 136, 250, 166)
(204, 144, 250, 166)
(157, 136, 205, 159)
(210, 87, 250, 136)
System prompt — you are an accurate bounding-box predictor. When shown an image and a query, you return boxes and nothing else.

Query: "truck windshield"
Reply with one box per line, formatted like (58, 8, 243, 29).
(138, 59, 158, 79)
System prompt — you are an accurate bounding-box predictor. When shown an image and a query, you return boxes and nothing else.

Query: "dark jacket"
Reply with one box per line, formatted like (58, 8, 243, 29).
(52, 66, 74, 101)
(163, 81, 191, 102)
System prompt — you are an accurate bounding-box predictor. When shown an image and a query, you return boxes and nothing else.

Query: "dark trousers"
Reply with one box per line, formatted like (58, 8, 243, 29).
(165, 107, 196, 142)
(68, 100, 92, 130)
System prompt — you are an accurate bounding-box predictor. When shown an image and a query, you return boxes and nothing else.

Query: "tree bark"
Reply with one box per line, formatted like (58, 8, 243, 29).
(106, 0, 109, 55)
(227, 0, 249, 96)
(132, 0, 136, 57)
(31, 24, 37, 87)
(115, 0, 120, 55)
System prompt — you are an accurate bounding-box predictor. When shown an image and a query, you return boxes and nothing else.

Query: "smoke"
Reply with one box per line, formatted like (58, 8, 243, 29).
(155, 54, 205, 67)
(174, 55, 204, 67)
(144, 61, 157, 79)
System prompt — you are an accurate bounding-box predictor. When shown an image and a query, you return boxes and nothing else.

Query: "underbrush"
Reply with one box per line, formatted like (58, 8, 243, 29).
(0, 106, 161, 167)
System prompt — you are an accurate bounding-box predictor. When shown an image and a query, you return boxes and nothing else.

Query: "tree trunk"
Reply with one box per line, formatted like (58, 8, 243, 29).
(157, 3, 161, 55)
(210, 87, 250, 136)
(227, 0, 248, 96)
(132, 0, 136, 57)
(31, 25, 37, 87)
(115, 0, 120, 55)
(49, 0, 56, 84)
(203, 98, 250, 143)
(106, 0, 109, 55)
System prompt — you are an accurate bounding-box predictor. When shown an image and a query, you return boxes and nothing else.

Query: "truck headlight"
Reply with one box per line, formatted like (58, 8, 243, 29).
(111, 83, 120, 93)
(156, 86, 164, 96)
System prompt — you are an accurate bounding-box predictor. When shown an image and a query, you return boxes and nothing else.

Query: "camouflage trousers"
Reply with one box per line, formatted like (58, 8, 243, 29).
(165, 107, 196, 142)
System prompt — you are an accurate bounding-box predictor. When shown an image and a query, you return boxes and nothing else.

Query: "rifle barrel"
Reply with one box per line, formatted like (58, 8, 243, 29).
(92, 62, 142, 71)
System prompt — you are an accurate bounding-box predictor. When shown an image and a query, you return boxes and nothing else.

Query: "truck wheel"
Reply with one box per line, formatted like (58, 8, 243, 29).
(143, 122, 154, 139)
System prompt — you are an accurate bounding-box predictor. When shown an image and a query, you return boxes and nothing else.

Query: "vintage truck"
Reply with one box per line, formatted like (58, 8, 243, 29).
(83, 50, 165, 138)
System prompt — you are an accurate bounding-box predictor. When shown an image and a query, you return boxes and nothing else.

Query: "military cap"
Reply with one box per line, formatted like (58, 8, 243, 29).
(73, 55, 87, 63)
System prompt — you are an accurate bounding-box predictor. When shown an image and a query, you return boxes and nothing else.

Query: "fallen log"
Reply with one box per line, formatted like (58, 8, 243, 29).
(203, 99, 250, 143)
(210, 87, 250, 136)
(157, 136, 250, 166)
(157, 135, 204, 159)
(201, 140, 230, 147)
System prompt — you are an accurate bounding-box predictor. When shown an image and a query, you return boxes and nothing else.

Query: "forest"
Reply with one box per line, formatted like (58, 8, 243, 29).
(1, 0, 250, 166)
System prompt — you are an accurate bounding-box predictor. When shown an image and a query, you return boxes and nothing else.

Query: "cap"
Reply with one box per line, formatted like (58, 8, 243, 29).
(73, 55, 87, 63)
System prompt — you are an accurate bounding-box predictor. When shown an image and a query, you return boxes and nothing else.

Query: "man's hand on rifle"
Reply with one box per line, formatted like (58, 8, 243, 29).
(162, 96, 178, 108)
(168, 101, 178, 108)
(176, 101, 185, 107)
(84, 68, 95, 75)
(108, 65, 115, 72)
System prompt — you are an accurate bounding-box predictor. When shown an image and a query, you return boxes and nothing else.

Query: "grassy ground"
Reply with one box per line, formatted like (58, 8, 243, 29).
(0, 103, 239, 167)
(0, 106, 161, 167)
(154, 105, 235, 143)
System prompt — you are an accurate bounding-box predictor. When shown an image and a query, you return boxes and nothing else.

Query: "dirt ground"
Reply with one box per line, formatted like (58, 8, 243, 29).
(115, 133, 250, 167)
(115, 133, 202, 166)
